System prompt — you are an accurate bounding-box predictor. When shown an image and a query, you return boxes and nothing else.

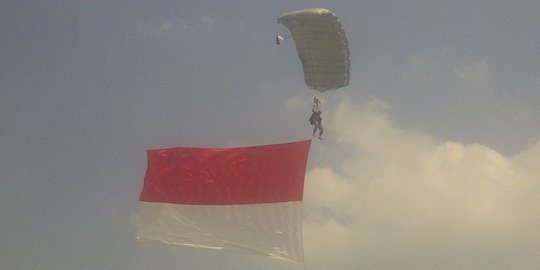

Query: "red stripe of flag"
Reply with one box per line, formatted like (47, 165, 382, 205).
(139, 140, 311, 205)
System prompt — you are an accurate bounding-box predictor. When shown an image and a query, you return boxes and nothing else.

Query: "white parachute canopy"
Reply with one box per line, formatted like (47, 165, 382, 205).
(278, 8, 350, 92)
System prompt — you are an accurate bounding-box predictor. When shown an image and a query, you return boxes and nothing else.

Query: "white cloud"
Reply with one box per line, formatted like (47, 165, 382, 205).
(142, 16, 218, 38)
(301, 95, 540, 270)
(368, 48, 537, 155)
(199, 15, 216, 26)
(454, 60, 493, 92)
(151, 19, 174, 36)
(285, 96, 308, 111)
(143, 18, 189, 37)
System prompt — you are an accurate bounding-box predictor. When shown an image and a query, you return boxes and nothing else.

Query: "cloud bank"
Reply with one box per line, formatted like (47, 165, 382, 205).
(302, 96, 540, 270)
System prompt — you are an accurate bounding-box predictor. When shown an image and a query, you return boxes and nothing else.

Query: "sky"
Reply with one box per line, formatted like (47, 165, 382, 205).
(1, 1, 540, 269)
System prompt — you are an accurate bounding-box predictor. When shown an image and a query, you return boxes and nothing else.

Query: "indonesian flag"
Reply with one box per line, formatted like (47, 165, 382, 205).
(138, 140, 311, 262)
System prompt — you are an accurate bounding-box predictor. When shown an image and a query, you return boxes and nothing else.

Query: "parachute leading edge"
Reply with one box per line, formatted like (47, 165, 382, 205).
(278, 8, 350, 92)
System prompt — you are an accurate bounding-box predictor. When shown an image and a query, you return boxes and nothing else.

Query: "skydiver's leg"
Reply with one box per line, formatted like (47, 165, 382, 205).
(318, 123, 324, 139)
(313, 125, 317, 136)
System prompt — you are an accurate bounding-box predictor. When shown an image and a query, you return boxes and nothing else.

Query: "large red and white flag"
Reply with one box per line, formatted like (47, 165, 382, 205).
(138, 140, 311, 262)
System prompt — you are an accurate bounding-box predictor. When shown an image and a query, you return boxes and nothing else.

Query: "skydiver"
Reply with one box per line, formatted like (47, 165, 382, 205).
(309, 98, 323, 140)
(312, 111, 323, 140)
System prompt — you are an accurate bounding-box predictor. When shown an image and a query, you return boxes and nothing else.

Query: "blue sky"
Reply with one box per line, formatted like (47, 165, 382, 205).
(1, 1, 539, 269)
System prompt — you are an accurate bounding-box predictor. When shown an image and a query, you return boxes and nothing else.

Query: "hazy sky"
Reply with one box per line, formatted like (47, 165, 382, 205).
(1, 1, 539, 269)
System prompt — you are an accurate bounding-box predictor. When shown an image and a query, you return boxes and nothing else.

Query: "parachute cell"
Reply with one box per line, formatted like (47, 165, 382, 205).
(278, 8, 350, 92)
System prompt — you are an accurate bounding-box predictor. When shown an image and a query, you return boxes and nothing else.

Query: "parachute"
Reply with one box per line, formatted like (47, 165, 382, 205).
(278, 8, 350, 92)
